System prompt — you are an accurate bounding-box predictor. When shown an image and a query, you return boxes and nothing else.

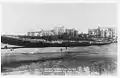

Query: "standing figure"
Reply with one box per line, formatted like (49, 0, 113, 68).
(65, 46, 67, 50)
(60, 48, 63, 51)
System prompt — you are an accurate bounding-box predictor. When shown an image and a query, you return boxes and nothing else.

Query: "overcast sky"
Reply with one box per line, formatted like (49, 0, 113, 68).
(1, 3, 117, 35)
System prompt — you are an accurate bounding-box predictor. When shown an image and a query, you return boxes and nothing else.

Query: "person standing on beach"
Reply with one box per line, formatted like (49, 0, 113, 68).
(10, 48, 14, 51)
(65, 46, 67, 50)
(60, 48, 63, 51)
(4, 45, 8, 49)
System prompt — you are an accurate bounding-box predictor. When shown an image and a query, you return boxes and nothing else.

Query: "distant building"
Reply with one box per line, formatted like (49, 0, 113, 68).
(88, 26, 117, 39)
(36, 31, 43, 36)
(99, 27, 117, 38)
(27, 30, 55, 37)
(27, 32, 36, 36)
(41, 30, 55, 36)
(65, 28, 78, 37)
(52, 26, 65, 35)
(88, 29, 97, 36)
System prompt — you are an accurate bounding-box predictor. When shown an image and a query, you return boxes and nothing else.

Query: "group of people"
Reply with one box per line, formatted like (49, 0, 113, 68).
(4, 45, 14, 51)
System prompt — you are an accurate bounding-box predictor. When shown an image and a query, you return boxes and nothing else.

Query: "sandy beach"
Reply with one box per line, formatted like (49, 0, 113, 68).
(1, 43, 117, 75)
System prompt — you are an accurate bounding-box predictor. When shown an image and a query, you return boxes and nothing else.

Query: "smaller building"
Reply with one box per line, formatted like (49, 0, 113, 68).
(27, 32, 36, 36)
(40, 30, 55, 36)
(27, 30, 55, 37)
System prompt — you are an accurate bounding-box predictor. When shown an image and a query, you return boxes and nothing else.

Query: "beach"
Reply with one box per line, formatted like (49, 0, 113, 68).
(1, 43, 117, 75)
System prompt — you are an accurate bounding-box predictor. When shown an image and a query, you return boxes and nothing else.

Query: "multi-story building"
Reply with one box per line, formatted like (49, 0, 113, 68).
(100, 27, 117, 38)
(52, 26, 65, 35)
(88, 26, 117, 39)
(65, 28, 78, 37)
(41, 30, 54, 36)
(88, 29, 97, 36)
(27, 32, 36, 36)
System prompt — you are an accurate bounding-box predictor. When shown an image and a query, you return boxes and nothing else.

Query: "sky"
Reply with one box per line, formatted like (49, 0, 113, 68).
(1, 3, 117, 35)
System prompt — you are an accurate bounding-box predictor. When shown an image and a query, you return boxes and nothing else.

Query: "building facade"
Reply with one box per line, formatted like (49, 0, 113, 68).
(27, 30, 55, 37)
(52, 26, 65, 35)
(88, 27, 117, 39)
(65, 28, 78, 37)
(27, 32, 36, 36)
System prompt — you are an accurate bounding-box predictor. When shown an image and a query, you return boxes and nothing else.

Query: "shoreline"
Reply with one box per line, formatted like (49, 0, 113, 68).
(1, 36, 115, 48)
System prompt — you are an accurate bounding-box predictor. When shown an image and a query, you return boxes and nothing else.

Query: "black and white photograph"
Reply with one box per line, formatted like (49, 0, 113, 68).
(1, 1, 118, 76)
